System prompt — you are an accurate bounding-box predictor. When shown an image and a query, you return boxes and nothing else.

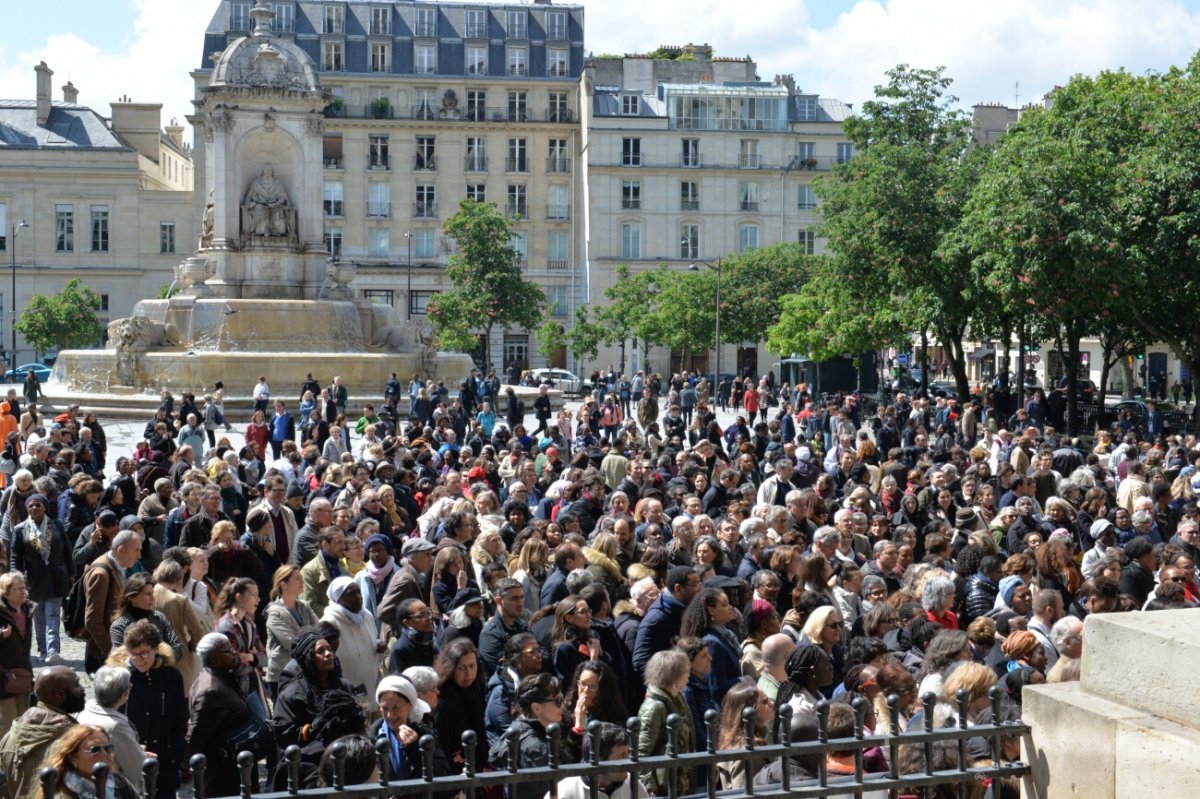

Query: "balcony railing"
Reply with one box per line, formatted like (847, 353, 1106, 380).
(546, 24, 568, 41)
(465, 22, 488, 38)
(740, 200, 760, 212)
(414, 21, 437, 37)
(323, 200, 344, 217)
(505, 157, 529, 173)
(622, 155, 642, 167)
(507, 64, 528, 77)
(367, 155, 390, 171)
(324, 157, 343, 170)
(464, 156, 488, 172)
(547, 204, 570, 220)
(547, 157, 570, 174)
(621, 199, 641, 210)
(680, 154, 702, 168)
(739, 153, 763, 169)
(680, 199, 700, 211)
(787, 155, 842, 172)
(547, 259, 569, 271)
(413, 201, 437, 219)
(505, 202, 529, 219)
(322, 104, 573, 124)
(546, 108, 574, 123)
(414, 155, 437, 171)
(367, 202, 391, 218)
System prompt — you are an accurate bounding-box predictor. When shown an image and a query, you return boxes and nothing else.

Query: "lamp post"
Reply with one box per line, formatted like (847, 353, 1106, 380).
(685, 244, 722, 388)
(10, 220, 29, 376)
(403, 232, 413, 321)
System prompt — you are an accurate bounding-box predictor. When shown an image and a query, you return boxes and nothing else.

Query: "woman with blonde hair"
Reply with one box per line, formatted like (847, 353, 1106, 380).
(263, 564, 317, 699)
(583, 531, 627, 601)
(470, 530, 507, 588)
(512, 537, 550, 613)
(799, 605, 845, 697)
(47, 725, 140, 799)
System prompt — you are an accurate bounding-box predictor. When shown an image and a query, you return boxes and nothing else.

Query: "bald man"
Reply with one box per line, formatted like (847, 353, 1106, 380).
(758, 632, 797, 701)
(0, 666, 85, 797)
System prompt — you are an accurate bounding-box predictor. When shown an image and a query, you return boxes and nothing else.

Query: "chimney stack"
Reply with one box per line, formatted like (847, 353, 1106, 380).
(61, 81, 78, 104)
(165, 118, 185, 147)
(35, 62, 53, 125)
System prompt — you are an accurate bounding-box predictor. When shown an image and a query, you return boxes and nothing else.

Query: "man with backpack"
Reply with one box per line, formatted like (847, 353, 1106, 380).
(79, 528, 143, 674)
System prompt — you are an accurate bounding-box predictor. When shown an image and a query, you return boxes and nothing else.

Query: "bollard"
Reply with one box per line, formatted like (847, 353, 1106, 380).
(141, 757, 159, 799)
(284, 745, 302, 795)
(189, 754, 207, 799)
(237, 750, 255, 799)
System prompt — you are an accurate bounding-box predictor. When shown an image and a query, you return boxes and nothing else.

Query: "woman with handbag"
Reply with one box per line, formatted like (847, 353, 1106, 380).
(188, 632, 274, 798)
(215, 577, 269, 722)
(0, 572, 34, 739)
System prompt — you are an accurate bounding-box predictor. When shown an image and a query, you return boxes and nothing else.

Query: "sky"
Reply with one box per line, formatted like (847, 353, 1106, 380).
(3, 0, 1200, 145)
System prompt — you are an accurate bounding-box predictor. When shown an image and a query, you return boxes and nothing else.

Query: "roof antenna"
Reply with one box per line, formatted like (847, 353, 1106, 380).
(1014, 81, 1020, 108)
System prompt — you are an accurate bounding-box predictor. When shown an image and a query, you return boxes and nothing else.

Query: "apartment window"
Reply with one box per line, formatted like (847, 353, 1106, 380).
(739, 139, 761, 169)
(620, 223, 642, 260)
(548, 48, 568, 78)
(507, 47, 527, 77)
(797, 184, 817, 210)
(681, 138, 700, 168)
(368, 135, 390, 169)
(507, 91, 527, 121)
(739, 182, 760, 212)
(510, 231, 528, 264)
(55, 204, 74, 252)
(415, 6, 436, 37)
(159, 222, 176, 254)
(325, 227, 342, 256)
(798, 228, 816, 254)
(323, 41, 343, 72)
(230, 2, 251, 31)
(548, 185, 569, 220)
(414, 228, 437, 258)
(795, 96, 818, 121)
(272, 3, 295, 32)
(415, 185, 436, 217)
(548, 230, 569, 261)
(415, 136, 436, 170)
(681, 224, 699, 260)
(466, 45, 488, 75)
(621, 181, 641, 210)
(364, 289, 394, 306)
(837, 142, 854, 164)
(368, 183, 391, 218)
(547, 138, 568, 173)
(738, 224, 759, 252)
(370, 43, 389, 73)
(621, 138, 641, 167)
(507, 185, 528, 219)
(368, 228, 390, 258)
(546, 285, 568, 317)
(414, 88, 436, 118)
(466, 90, 486, 121)
(96, 294, 109, 313)
(506, 9, 527, 38)
(415, 45, 436, 75)
(621, 95, 639, 115)
(323, 182, 344, 217)
(466, 9, 487, 38)
(503, 334, 529, 368)
(370, 6, 390, 35)
(548, 92, 570, 123)
(507, 138, 528, 172)
(323, 5, 344, 34)
(465, 137, 487, 171)
(680, 181, 699, 211)
(545, 10, 567, 39)
(466, 184, 487, 203)
(410, 291, 437, 316)
(796, 141, 815, 159)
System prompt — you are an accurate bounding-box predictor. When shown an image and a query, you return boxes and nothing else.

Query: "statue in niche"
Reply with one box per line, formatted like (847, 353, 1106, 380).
(243, 162, 292, 236)
(201, 190, 215, 246)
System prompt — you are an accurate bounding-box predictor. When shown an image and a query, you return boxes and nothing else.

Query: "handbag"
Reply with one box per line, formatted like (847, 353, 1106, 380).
(0, 457, 15, 477)
(3, 668, 33, 696)
(221, 714, 275, 761)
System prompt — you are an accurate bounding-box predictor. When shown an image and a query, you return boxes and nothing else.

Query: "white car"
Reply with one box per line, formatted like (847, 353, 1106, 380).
(529, 368, 588, 395)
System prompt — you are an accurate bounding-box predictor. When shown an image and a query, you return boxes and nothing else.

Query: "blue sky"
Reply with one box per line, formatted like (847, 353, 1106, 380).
(4, 0, 1200, 143)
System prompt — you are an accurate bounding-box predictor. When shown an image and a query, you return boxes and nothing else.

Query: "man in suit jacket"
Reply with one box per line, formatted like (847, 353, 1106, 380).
(375, 538, 435, 643)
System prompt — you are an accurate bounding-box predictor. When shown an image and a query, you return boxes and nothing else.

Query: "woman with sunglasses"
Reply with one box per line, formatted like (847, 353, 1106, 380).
(46, 725, 140, 799)
(549, 595, 600, 684)
(487, 673, 573, 799)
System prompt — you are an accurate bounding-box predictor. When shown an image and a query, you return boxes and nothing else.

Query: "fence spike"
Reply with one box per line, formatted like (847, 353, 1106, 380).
(90, 761, 110, 799)
(38, 766, 56, 799)
(237, 750, 255, 799)
(330, 741, 348, 791)
(376, 737, 392, 786)
(285, 744, 302, 795)
(141, 757, 159, 799)
(189, 754, 207, 799)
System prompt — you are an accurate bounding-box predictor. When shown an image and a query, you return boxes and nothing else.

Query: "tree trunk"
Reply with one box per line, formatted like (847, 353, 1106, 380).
(1017, 325, 1029, 391)
(940, 328, 970, 401)
(482, 324, 493, 375)
(1065, 321, 1081, 437)
(1098, 344, 1115, 436)
(1120, 358, 1134, 399)
(1001, 324, 1012, 417)
(619, 339, 627, 377)
(920, 330, 929, 397)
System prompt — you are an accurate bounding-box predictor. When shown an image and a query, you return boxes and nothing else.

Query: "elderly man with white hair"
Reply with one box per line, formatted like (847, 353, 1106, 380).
(76, 665, 147, 794)
(1046, 616, 1084, 683)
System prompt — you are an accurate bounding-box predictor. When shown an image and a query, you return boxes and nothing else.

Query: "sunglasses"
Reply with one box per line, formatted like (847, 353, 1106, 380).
(84, 744, 115, 754)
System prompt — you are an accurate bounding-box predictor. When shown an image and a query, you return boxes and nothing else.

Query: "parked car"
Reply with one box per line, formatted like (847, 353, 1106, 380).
(528, 368, 588, 395)
(1106, 399, 1190, 435)
(3, 363, 51, 382)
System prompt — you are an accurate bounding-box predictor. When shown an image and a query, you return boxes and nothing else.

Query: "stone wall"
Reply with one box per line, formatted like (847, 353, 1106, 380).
(1022, 608, 1200, 798)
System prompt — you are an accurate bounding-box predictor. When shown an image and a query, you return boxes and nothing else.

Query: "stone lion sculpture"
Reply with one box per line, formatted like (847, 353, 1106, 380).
(108, 317, 182, 353)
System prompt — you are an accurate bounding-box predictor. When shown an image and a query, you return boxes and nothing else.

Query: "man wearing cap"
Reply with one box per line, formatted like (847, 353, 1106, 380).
(377, 538, 435, 643)
(1081, 518, 1119, 580)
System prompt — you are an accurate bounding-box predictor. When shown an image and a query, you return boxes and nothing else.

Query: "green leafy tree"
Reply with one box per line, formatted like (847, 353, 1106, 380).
(426, 199, 545, 369)
(811, 65, 982, 398)
(15, 278, 105, 355)
(715, 243, 814, 345)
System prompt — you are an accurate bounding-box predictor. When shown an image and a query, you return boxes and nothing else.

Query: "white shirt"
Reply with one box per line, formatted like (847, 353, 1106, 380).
(253, 381, 271, 401)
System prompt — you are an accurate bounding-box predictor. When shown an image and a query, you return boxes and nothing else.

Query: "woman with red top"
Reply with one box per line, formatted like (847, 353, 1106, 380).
(921, 574, 959, 630)
(244, 410, 270, 461)
(742, 384, 760, 425)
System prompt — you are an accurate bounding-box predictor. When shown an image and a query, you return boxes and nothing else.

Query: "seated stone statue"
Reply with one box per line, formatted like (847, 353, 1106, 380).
(244, 162, 292, 236)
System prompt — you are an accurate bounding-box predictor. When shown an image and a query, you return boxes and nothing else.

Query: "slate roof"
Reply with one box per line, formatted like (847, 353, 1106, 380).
(0, 101, 130, 150)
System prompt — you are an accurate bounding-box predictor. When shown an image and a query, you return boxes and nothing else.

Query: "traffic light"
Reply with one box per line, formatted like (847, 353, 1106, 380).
(1136, 351, 1145, 360)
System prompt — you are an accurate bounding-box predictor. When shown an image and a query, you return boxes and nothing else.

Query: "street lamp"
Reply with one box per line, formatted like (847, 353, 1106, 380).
(404, 232, 413, 321)
(10, 220, 29, 375)
(684, 241, 722, 387)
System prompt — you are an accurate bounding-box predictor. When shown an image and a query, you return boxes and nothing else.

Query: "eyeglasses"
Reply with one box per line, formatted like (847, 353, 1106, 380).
(408, 611, 434, 620)
(538, 696, 564, 707)
(84, 744, 115, 754)
(569, 607, 592, 617)
(128, 649, 155, 660)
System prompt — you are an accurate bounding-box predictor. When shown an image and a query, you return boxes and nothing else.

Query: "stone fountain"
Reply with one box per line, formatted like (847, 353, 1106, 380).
(53, 0, 473, 398)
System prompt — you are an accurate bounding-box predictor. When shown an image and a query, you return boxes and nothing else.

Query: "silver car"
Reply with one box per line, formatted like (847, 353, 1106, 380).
(529, 368, 588, 395)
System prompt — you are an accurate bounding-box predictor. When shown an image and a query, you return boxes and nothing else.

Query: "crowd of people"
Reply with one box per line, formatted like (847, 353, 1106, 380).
(0, 364, 1183, 799)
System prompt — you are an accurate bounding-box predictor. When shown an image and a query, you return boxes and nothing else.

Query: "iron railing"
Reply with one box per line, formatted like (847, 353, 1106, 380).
(44, 689, 1029, 799)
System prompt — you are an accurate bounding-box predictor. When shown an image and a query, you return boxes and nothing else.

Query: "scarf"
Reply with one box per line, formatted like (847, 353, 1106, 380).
(65, 769, 116, 799)
(329, 601, 365, 625)
(25, 515, 51, 565)
(365, 556, 396, 588)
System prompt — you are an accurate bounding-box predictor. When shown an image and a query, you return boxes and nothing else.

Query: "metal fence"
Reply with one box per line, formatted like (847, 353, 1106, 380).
(33, 688, 1029, 799)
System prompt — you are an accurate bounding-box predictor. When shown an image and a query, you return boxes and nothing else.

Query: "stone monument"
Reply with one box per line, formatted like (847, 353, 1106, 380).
(53, 0, 473, 395)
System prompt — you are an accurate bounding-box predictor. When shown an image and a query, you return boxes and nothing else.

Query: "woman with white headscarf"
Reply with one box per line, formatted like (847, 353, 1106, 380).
(321, 576, 384, 715)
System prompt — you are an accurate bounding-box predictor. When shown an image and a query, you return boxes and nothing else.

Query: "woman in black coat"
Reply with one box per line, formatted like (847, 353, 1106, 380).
(435, 638, 488, 768)
(270, 629, 354, 749)
(0, 572, 34, 739)
(7, 495, 71, 663)
(113, 619, 187, 799)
